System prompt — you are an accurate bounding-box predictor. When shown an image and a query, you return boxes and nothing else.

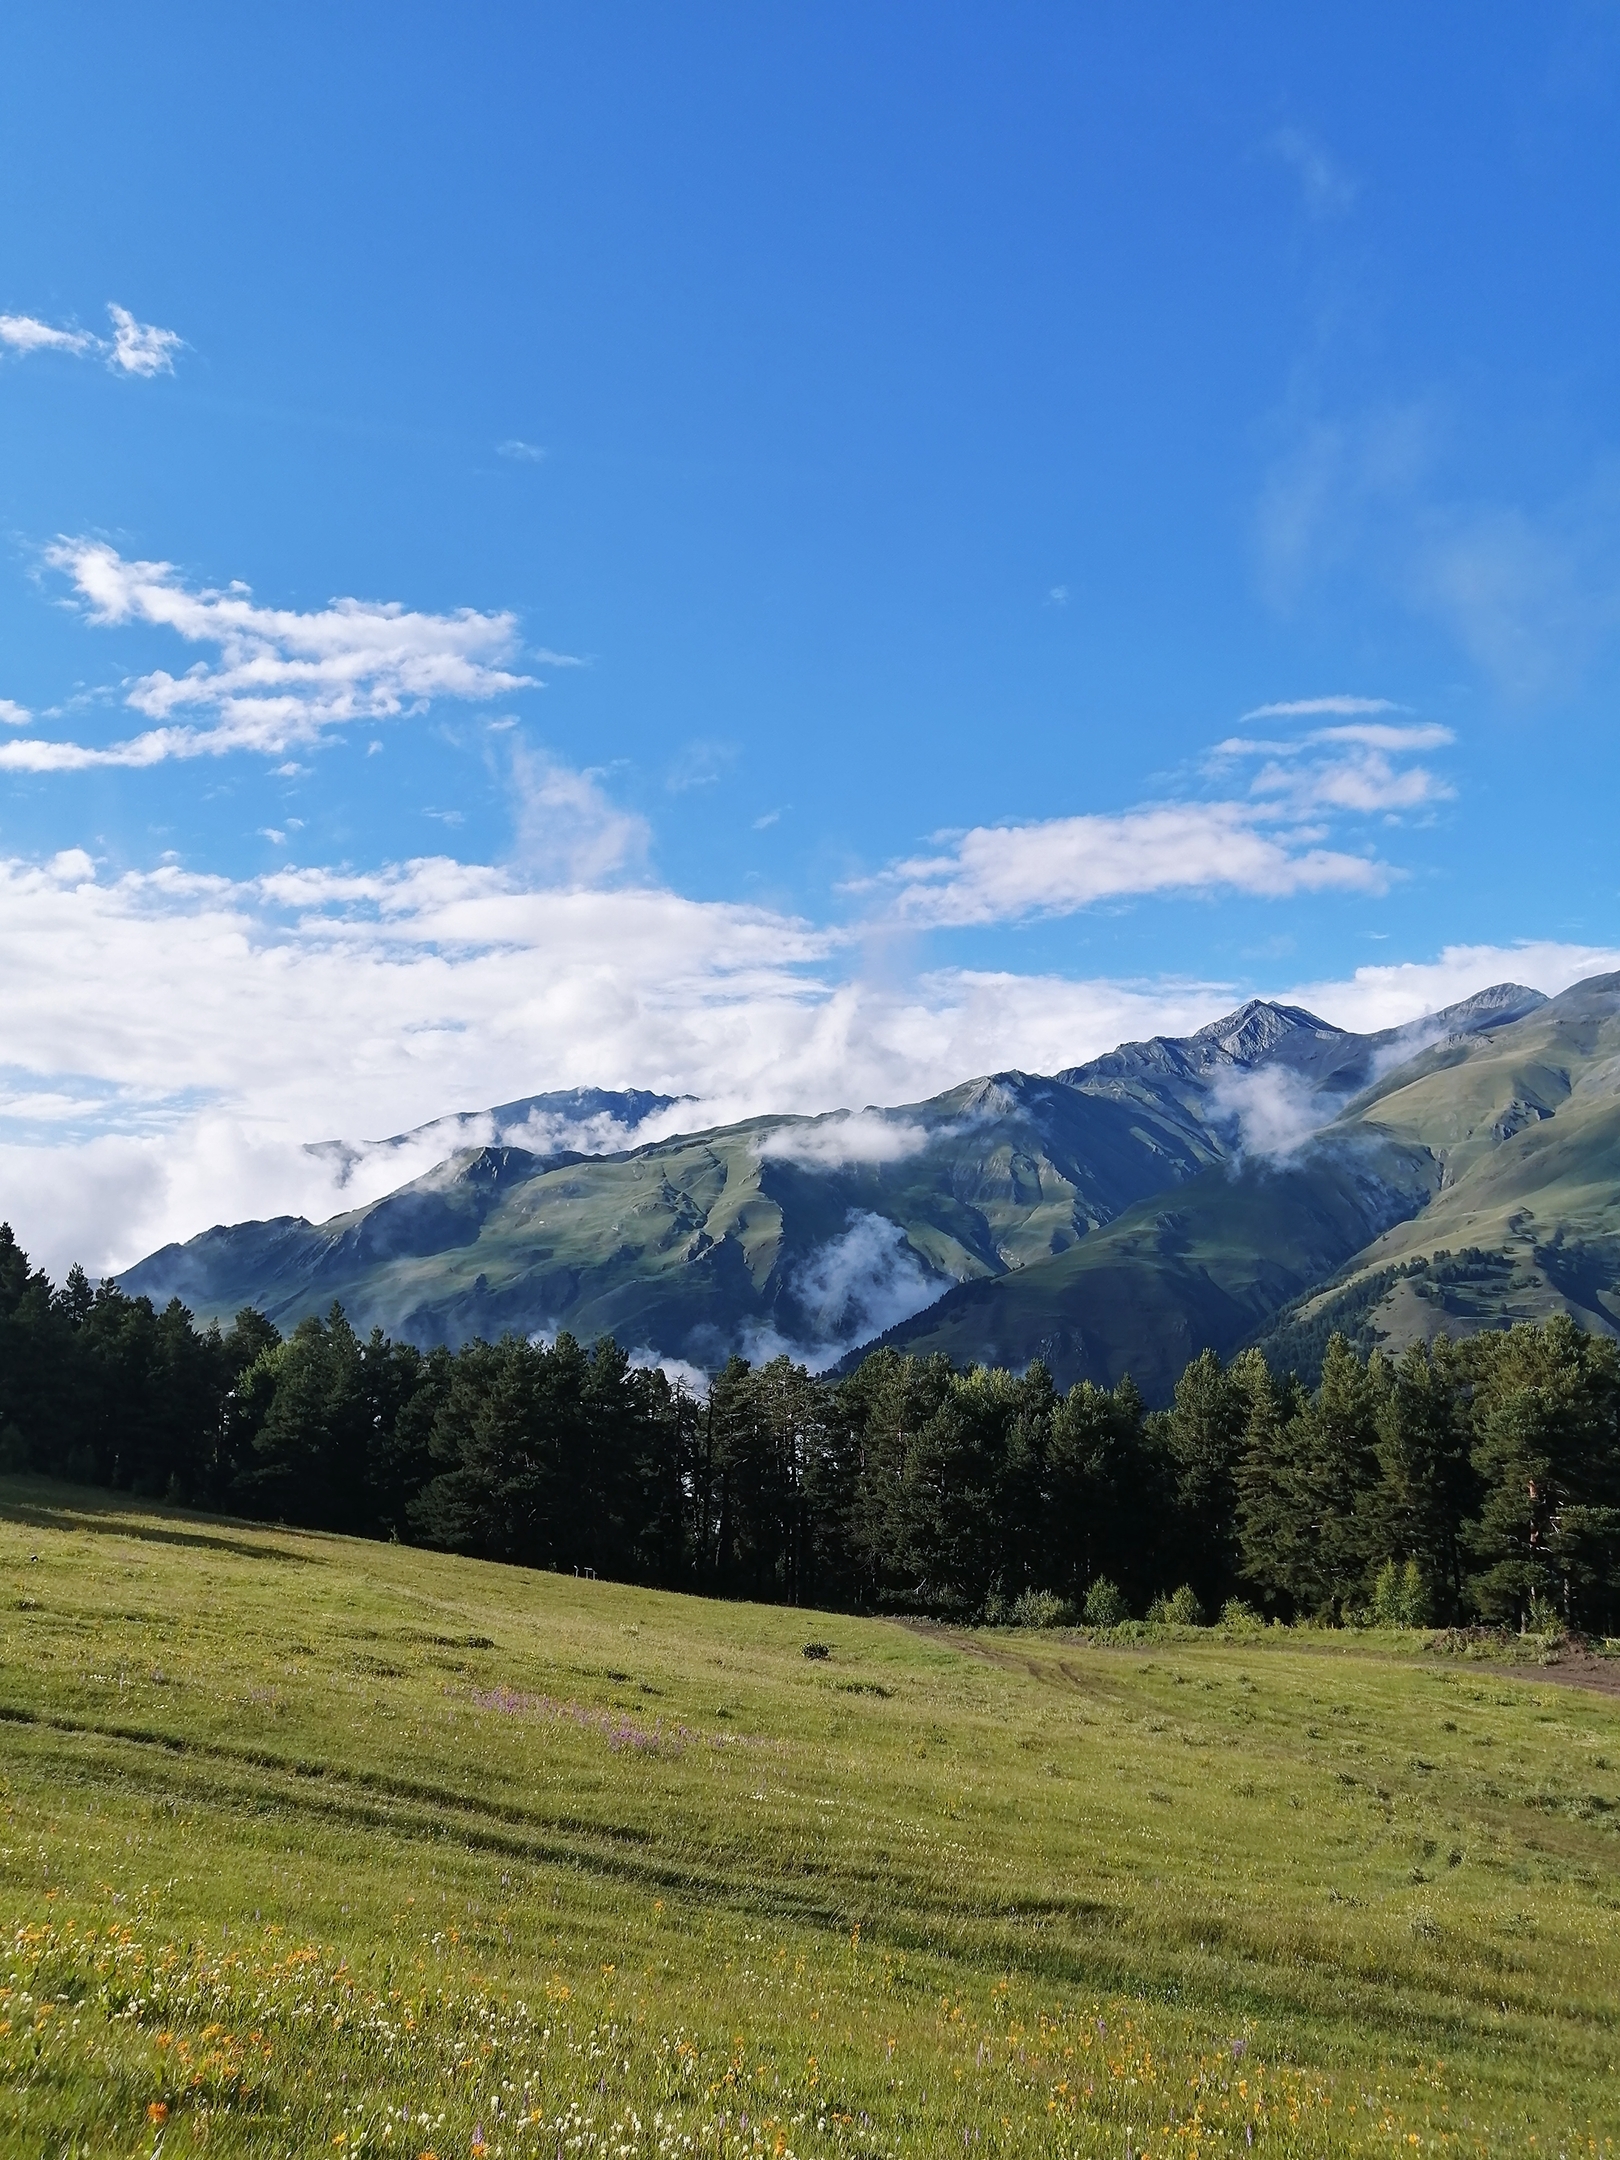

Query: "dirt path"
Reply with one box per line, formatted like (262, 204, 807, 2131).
(1481, 1649, 1620, 1699)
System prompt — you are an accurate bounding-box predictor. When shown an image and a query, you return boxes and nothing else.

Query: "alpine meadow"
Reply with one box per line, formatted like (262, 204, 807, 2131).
(4, 1482, 1620, 2159)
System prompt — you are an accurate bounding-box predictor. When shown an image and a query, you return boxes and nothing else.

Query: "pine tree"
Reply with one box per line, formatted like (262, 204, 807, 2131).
(1466, 1318, 1620, 1631)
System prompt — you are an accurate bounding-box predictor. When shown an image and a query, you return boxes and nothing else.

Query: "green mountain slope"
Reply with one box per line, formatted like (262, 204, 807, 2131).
(865, 1125, 1443, 1401)
(880, 974, 1620, 1392)
(120, 977, 1592, 1391)
(1257, 971, 1620, 1362)
(121, 1065, 1236, 1364)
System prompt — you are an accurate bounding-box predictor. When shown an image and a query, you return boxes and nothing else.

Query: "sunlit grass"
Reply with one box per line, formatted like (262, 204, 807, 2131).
(2, 1476, 1617, 2156)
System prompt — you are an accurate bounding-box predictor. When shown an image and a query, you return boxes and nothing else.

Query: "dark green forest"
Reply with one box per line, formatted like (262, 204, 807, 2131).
(2, 1222, 1617, 1633)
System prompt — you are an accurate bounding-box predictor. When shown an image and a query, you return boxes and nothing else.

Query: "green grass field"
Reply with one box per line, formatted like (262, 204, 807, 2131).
(1, 1479, 1617, 2158)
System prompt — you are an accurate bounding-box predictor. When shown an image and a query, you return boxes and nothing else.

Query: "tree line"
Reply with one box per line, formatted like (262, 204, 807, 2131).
(1, 1222, 1617, 1632)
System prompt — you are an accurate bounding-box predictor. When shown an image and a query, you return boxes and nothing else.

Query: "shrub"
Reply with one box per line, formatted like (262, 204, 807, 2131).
(1372, 1558, 1432, 1629)
(1082, 1577, 1129, 1627)
(1219, 1596, 1260, 1629)
(1149, 1584, 1204, 1627)
(1010, 1587, 1075, 1629)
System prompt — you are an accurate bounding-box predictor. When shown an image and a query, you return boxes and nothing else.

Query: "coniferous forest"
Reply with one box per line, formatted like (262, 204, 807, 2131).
(2, 1220, 1618, 1634)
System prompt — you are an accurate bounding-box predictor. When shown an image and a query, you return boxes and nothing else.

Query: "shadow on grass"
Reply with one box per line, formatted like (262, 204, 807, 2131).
(0, 1475, 321, 1565)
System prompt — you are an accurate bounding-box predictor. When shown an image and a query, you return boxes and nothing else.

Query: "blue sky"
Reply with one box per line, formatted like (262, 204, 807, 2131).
(2, 3, 1619, 1274)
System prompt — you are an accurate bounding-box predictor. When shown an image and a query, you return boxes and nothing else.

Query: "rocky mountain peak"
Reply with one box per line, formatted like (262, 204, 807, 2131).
(1187, 999, 1343, 1067)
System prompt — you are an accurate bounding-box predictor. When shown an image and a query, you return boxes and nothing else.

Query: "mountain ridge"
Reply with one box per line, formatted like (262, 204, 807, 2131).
(118, 975, 1620, 1402)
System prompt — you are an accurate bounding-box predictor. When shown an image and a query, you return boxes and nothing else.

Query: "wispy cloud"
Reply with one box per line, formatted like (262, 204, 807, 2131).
(868, 802, 1388, 928)
(510, 745, 651, 885)
(497, 439, 546, 462)
(0, 541, 555, 769)
(0, 302, 182, 375)
(858, 709, 1456, 929)
(666, 737, 737, 792)
(1241, 695, 1400, 721)
(741, 1210, 945, 1369)
(1254, 402, 1620, 697)
(1268, 125, 1358, 217)
(0, 314, 96, 357)
(1210, 718, 1455, 820)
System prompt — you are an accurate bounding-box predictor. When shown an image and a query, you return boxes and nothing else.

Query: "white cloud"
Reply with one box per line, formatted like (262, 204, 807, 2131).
(0, 314, 96, 357)
(1283, 940, 1620, 1035)
(864, 713, 1456, 929)
(755, 1110, 935, 1170)
(510, 745, 651, 884)
(791, 1211, 943, 1352)
(740, 1211, 944, 1371)
(1240, 695, 1399, 720)
(870, 800, 1389, 928)
(497, 439, 546, 462)
(0, 542, 549, 769)
(105, 304, 182, 376)
(1206, 718, 1454, 824)
(1312, 722, 1450, 750)
(627, 1346, 711, 1398)
(314, 1092, 681, 1192)
(0, 302, 181, 373)
(1207, 1063, 1329, 1165)
(1246, 742, 1452, 818)
(0, 699, 31, 726)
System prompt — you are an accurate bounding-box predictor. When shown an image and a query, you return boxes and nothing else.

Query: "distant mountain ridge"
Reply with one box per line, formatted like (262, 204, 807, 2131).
(120, 974, 1620, 1402)
(305, 1086, 687, 1185)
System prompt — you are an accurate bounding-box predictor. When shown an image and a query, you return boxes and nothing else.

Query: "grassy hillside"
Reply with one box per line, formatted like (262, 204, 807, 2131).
(881, 975, 1620, 1391)
(1290, 975, 1620, 1355)
(2, 1480, 1618, 2154)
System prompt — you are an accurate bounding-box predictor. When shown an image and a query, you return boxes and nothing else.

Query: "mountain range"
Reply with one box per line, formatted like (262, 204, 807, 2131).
(120, 973, 1620, 1401)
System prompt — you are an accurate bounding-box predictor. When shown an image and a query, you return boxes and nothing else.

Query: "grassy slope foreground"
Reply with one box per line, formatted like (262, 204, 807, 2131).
(1, 1484, 1617, 2158)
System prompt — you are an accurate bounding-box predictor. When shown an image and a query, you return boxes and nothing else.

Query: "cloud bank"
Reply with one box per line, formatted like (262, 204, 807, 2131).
(0, 836, 1611, 1287)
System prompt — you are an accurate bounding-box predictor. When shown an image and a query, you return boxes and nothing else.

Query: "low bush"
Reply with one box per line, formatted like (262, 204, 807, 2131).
(1083, 1576, 1129, 1627)
(1148, 1584, 1205, 1627)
